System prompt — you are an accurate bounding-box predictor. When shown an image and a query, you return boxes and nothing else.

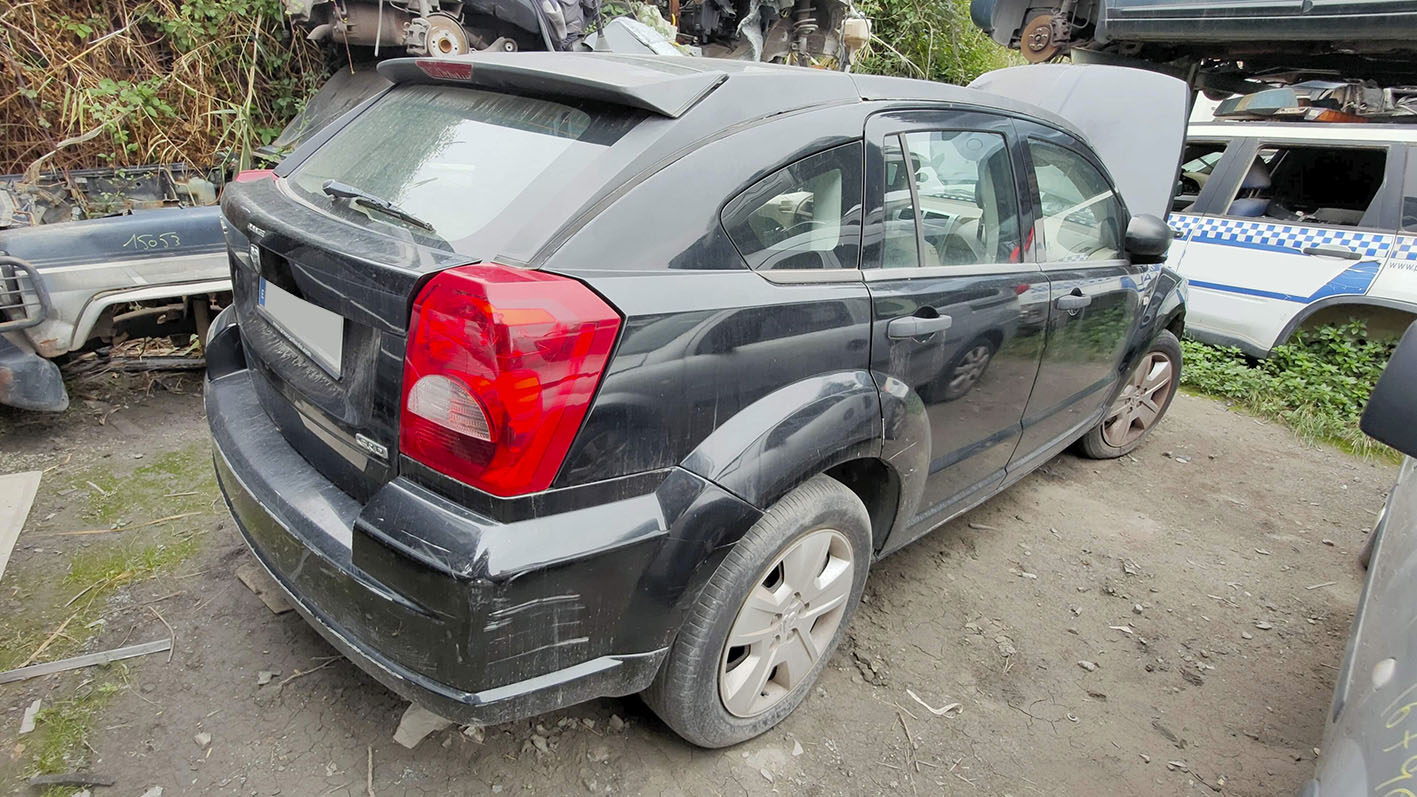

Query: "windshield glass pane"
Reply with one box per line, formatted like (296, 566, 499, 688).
(286, 84, 635, 242)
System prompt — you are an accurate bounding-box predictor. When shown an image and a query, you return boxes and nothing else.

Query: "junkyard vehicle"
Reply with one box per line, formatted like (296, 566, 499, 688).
(206, 52, 1188, 746)
(0, 69, 396, 413)
(1301, 320, 1417, 796)
(969, 0, 1417, 85)
(1166, 108, 1417, 357)
(0, 185, 229, 412)
(284, 0, 870, 66)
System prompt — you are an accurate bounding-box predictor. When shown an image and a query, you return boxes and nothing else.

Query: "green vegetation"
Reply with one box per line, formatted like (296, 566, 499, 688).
(30, 678, 126, 792)
(1180, 320, 1398, 460)
(0, 443, 214, 672)
(1, 0, 326, 174)
(0, 442, 218, 792)
(854, 0, 1018, 85)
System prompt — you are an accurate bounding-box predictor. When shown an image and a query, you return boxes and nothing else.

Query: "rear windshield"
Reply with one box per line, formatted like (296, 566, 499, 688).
(286, 84, 639, 245)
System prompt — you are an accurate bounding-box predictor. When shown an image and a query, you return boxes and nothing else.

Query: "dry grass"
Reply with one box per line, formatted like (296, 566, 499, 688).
(0, 0, 326, 177)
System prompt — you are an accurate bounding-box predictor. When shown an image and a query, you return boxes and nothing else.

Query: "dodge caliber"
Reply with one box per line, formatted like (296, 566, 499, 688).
(206, 53, 1189, 747)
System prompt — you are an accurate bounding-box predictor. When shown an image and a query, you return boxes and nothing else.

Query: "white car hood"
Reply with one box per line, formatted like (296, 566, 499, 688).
(969, 64, 1190, 220)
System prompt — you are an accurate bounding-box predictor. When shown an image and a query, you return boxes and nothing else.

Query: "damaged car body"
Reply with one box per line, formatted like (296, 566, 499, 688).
(0, 166, 233, 412)
(206, 53, 1188, 746)
(0, 67, 403, 414)
(283, 0, 871, 66)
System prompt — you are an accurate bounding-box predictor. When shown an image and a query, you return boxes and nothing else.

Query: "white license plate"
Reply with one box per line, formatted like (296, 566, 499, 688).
(257, 278, 344, 377)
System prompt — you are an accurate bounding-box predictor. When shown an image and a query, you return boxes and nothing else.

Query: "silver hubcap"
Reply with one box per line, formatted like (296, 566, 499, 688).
(718, 529, 855, 718)
(1102, 351, 1174, 448)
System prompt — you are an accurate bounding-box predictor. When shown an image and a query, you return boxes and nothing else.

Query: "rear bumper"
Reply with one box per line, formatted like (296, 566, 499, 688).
(205, 312, 760, 725)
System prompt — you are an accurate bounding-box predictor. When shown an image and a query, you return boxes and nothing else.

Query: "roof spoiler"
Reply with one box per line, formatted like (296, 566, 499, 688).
(377, 53, 728, 118)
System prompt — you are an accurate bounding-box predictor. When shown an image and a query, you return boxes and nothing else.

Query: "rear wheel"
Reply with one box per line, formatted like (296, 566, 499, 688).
(642, 475, 871, 748)
(1079, 330, 1182, 459)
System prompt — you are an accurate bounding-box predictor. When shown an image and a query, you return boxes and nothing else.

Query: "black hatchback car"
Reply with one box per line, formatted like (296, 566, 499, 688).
(207, 53, 1187, 747)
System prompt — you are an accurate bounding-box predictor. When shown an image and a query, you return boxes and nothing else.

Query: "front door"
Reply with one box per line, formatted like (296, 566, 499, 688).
(1011, 122, 1149, 461)
(863, 110, 1050, 548)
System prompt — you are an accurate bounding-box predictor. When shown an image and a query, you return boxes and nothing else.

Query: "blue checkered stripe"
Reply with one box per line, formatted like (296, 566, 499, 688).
(1388, 236, 1417, 272)
(1168, 213, 1392, 259)
(1393, 235, 1417, 261)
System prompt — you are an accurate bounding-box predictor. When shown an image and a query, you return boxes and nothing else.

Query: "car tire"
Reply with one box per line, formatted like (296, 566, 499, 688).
(1359, 531, 1376, 570)
(1079, 330, 1182, 459)
(641, 474, 871, 748)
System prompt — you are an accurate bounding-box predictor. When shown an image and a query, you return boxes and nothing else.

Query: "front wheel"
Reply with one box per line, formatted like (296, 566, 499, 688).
(1079, 330, 1182, 459)
(642, 475, 871, 748)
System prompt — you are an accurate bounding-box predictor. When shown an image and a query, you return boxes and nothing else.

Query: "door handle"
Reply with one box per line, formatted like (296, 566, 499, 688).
(887, 314, 952, 339)
(1302, 244, 1361, 261)
(1056, 293, 1093, 311)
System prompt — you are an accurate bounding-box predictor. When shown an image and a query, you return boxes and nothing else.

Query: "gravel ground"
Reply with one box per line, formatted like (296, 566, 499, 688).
(0, 382, 1395, 796)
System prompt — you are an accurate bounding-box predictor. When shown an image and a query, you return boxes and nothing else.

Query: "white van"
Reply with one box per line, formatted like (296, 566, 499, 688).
(1167, 121, 1417, 356)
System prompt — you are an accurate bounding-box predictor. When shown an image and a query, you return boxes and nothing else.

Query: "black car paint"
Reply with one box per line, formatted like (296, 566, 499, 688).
(209, 59, 1186, 725)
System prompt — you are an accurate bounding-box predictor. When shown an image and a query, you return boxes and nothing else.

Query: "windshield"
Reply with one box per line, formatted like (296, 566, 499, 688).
(286, 84, 638, 243)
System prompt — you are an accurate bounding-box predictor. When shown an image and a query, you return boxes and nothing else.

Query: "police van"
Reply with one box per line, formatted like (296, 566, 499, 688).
(1167, 86, 1417, 356)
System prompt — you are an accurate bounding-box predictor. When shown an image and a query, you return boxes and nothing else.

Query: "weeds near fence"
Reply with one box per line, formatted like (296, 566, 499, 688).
(852, 0, 1017, 85)
(1181, 320, 1399, 460)
(0, 0, 327, 176)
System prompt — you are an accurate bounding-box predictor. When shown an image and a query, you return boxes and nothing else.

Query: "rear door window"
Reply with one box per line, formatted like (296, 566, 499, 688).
(721, 142, 864, 271)
(286, 84, 639, 245)
(1225, 144, 1387, 227)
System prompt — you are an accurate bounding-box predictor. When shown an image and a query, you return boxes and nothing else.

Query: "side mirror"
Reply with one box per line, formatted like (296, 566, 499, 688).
(1125, 214, 1172, 264)
(1361, 321, 1417, 458)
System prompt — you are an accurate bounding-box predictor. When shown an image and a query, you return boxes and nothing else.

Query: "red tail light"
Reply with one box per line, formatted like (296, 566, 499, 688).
(233, 169, 276, 183)
(399, 264, 621, 497)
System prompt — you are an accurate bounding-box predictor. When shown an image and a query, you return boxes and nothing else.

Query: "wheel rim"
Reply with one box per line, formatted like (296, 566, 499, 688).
(718, 529, 855, 719)
(948, 344, 993, 393)
(1102, 350, 1174, 448)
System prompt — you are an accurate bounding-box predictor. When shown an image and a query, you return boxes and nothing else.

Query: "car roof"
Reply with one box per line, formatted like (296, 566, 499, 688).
(377, 52, 1087, 141)
(1189, 120, 1417, 143)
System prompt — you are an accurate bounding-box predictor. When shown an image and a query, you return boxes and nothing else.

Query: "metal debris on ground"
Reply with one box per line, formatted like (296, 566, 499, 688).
(27, 774, 115, 789)
(0, 638, 172, 684)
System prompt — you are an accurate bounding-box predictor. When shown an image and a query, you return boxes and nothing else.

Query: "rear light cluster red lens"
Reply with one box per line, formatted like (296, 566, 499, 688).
(399, 264, 621, 497)
(232, 169, 276, 183)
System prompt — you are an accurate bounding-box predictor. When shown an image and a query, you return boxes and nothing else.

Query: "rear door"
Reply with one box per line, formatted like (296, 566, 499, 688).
(1168, 136, 1402, 354)
(863, 110, 1049, 543)
(1011, 122, 1148, 460)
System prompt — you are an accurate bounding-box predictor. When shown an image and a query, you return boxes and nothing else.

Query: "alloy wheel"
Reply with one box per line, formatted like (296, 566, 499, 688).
(1102, 351, 1175, 448)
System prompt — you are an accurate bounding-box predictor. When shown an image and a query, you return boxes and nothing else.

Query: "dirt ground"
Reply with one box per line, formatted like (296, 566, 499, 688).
(0, 379, 1396, 796)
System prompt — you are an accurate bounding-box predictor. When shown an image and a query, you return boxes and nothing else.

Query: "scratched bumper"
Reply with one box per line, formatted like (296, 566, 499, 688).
(203, 321, 724, 725)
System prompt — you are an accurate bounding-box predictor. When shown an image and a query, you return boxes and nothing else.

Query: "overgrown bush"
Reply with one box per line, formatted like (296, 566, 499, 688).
(1180, 320, 1398, 459)
(0, 0, 326, 175)
(853, 0, 1016, 85)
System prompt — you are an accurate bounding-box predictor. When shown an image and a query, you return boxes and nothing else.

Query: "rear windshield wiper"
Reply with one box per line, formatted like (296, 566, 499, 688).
(321, 180, 434, 232)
